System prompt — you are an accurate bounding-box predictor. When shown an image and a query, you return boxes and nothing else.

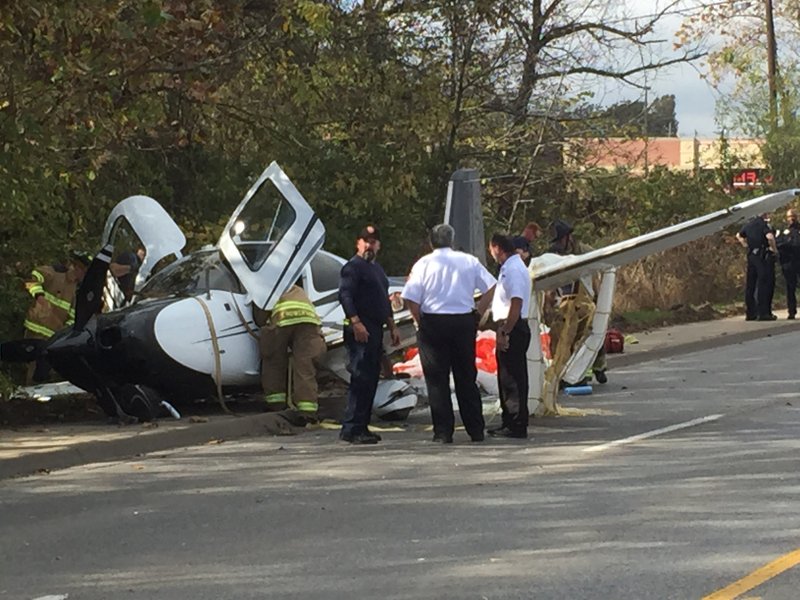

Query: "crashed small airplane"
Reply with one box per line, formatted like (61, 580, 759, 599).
(2, 160, 797, 425)
(2, 162, 419, 422)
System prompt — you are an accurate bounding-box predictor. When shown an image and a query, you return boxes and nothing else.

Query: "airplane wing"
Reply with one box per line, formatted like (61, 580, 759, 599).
(530, 189, 799, 291)
(218, 162, 326, 311)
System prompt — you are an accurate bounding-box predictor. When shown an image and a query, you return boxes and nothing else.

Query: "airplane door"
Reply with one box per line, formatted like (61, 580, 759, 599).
(218, 162, 325, 310)
(102, 195, 187, 287)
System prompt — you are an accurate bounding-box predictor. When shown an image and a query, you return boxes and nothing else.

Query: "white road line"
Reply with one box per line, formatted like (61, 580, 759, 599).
(583, 414, 725, 453)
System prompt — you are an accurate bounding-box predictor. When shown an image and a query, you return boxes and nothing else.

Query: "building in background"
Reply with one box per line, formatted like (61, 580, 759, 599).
(564, 137, 766, 189)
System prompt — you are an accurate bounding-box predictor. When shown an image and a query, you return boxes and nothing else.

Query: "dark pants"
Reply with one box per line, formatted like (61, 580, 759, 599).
(417, 312, 485, 439)
(341, 321, 383, 436)
(745, 252, 775, 318)
(496, 321, 531, 434)
(781, 262, 798, 316)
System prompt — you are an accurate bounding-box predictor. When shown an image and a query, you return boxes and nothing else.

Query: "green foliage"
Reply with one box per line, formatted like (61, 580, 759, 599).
(0, 0, 737, 388)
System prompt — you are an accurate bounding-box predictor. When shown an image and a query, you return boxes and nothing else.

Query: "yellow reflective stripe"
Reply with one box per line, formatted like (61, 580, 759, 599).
(264, 393, 287, 404)
(43, 291, 72, 312)
(273, 300, 320, 326)
(294, 401, 318, 413)
(31, 270, 45, 283)
(23, 319, 55, 337)
(27, 283, 44, 297)
(274, 300, 314, 309)
(278, 316, 320, 327)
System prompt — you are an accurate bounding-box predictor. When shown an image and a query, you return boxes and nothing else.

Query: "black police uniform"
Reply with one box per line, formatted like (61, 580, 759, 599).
(739, 216, 777, 320)
(338, 254, 392, 439)
(776, 221, 800, 318)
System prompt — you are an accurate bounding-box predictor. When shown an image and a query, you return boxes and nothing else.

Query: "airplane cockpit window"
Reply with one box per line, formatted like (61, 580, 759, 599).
(138, 250, 244, 299)
(309, 252, 343, 294)
(231, 178, 296, 271)
(106, 216, 146, 307)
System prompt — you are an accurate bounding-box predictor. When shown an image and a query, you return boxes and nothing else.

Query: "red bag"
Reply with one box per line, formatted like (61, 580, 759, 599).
(604, 328, 624, 354)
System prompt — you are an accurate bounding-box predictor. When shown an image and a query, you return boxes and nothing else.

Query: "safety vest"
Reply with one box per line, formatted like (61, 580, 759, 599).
(23, 265, 78, 338)
(271, 285, 320, 327)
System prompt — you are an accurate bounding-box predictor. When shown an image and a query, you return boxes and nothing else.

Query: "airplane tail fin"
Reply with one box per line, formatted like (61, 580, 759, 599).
(73, 244, 114, 331)
(445, 169, 487, 264)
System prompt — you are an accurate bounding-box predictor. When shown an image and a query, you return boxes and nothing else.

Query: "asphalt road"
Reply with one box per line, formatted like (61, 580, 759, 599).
(2, 334, 800, 600)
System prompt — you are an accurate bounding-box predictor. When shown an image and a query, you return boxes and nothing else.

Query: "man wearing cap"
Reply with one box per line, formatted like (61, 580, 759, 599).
(22, 251, 90, 383)
(548, 220, 608, 385)
(402, 223, 496, 443)
(511, 236, 532, 266)
(338, 224, 400, 444)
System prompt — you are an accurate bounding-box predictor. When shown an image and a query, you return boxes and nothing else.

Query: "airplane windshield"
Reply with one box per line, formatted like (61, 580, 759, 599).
(137, 250, 244, 298)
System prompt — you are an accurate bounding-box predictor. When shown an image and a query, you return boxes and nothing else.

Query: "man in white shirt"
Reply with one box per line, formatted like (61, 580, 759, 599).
(488, 233, 532, 439)
(402, 224, 496, 443)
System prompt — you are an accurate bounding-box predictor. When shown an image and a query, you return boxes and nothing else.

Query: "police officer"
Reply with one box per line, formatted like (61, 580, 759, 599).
(736, 213, 779, 321)
(338, 225, 400, 444)
(259, 283, 326, 423)
(775, 209, 800, 320)
(402, 223, 496, 443)
(488, 234, 532, 439)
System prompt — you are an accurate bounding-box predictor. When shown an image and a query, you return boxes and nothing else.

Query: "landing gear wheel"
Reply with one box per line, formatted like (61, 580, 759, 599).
(118, 384, 164, 422)
(97, 385, 164, 423)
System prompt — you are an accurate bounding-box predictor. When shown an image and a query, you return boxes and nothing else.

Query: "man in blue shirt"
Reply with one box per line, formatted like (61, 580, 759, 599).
(338, 225, 400, 444)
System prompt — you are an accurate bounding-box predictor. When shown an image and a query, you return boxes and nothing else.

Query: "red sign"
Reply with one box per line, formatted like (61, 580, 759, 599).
(732, 169, 762, 187)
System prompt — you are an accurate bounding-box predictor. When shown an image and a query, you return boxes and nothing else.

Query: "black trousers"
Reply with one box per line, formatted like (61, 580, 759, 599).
(496, 321, 532, 433)
(745, 252, 775, 318)
(417, 312, 485, 439)
(341, 320, 383, 435)
(781, 262, 798, 316)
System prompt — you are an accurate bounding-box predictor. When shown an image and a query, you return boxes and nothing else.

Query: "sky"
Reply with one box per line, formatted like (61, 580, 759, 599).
(611, 0, 723, 138)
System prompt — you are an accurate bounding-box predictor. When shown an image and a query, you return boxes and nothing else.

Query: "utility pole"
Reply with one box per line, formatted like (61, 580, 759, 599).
(643, 85, 650, 175)
(765, 0, 778, 133)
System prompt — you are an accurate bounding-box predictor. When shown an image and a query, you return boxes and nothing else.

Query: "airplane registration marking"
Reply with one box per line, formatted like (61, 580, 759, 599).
(701, 548, 800, 599)
(582, 414, 724, 453)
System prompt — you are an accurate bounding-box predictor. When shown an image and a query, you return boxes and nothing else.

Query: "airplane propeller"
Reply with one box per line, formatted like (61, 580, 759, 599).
(73, 243, 114, 331)
(0, 338, 47, 363)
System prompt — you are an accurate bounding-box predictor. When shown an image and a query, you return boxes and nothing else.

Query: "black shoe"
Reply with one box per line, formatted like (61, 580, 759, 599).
(488, 427, 527, 439)
(757, 314, 778, 321)
(470, 434, 485, 442)
(593, 369, 608, 384)
(432, 433, 453, 444)
(339, 431, 379, 444)
(745, 315, 757, 321)
(365, 429, 382, 441)
(788, 314, 796, 320)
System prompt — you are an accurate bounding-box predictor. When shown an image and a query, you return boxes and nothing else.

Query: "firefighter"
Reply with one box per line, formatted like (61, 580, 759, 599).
(23, 251, 91, 383)
(259, 283, 326, 424)
(547, 220, 608, 384)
